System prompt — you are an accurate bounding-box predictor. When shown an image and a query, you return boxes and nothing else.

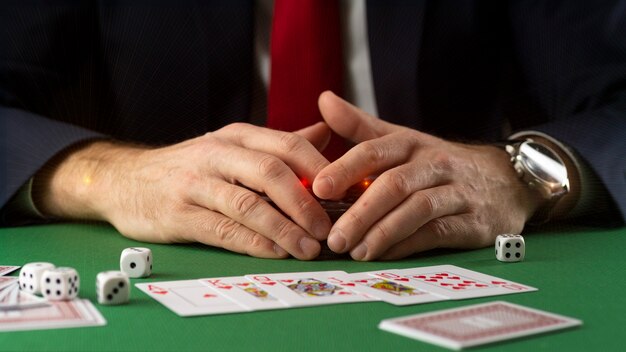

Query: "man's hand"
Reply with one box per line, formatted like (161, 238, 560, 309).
(34, 123, 334, 260)
(313, 91, 543, 261)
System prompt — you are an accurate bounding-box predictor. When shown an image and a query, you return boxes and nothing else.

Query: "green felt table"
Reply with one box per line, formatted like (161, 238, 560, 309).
(0, 222, 624, 351)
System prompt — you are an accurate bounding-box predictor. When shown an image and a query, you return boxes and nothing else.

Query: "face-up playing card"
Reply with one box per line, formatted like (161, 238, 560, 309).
(379, 301, 582, 350)
(245, 271, 376, 307)
(0, 277, 17, 291)
(199, 276, 289, 311)
(0, 266, 20, 276)
(136, 280, 250, 316)
(321, 272, 447, 306)
(370, 265, 537, 300)
(0, 299, 106, 332)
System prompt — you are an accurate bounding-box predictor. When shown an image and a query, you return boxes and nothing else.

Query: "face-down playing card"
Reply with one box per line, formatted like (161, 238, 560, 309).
(136, 280, 250, 317)
(369, 265, 536, 300)
(199, 276, 288, 311)
(320, 272, 448, 306)
(379, 301, 582, 350)
(244, 271, 376, 307)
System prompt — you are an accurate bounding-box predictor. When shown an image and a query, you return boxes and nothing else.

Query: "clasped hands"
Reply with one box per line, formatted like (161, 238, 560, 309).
(37, 91, 541, 261)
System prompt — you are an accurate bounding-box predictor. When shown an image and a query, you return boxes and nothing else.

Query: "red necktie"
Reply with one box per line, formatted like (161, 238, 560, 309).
(267, 0, 345, 161)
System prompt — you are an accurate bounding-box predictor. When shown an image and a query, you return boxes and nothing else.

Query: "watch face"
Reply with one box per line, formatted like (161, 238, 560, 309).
(519, 142, 567, 184)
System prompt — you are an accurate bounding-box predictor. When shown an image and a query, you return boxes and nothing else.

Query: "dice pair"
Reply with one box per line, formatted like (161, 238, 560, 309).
(19, 263, 81, 301)
(495, 234, 525, 262)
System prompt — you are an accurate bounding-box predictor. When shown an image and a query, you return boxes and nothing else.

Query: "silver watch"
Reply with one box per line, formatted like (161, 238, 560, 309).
(505, 138, 570, 223)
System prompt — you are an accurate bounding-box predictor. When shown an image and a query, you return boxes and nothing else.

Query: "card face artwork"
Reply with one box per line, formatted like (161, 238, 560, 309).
(136, 280, 250, 317)
(245, 271, 375, 307)
(379, 301, 582, 350)
(370, 265, 537, 300)
(199, 276, 288, 311)
(0, 299, 105, 332)
(322, 272, 446, 306)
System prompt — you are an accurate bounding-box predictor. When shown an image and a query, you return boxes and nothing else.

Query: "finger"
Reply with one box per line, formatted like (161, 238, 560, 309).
(378, 214, 480, 260)
(181, 206, 289, 259)
(348, 185, 466, 261)
(190, 181, 321, 260)
(209, 142, 332, 242)
(217, 123, 330, 183)
(318, 90, 402, 142)
(294, 121, 332, 152)
(313, 133, 416, 199)
(326, 161, 451, 253)
(377, 222, 441, 261)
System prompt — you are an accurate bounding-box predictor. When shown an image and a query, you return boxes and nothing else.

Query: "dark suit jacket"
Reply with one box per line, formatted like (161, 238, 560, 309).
(1, 0, 625, 225)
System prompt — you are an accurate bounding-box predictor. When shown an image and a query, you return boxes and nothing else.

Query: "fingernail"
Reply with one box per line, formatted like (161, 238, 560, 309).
(351, 243, 368, 261)
(299, 237, 320, 258)
(273, 244, 288, 257)
(327, 229, 347, 253)
(315, 176, 334, 198)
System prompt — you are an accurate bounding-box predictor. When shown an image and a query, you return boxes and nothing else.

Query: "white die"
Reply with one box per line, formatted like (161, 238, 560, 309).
(495, 234, 525, 262)
(41, 267, 80, 301)
(18, 262, 55, 295)
(96, 271, 130, 305)
(120, 247, 152, 278)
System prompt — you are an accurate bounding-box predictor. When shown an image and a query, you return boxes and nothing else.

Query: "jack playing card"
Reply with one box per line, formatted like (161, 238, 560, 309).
(370, 265, 537, 300)
(379, 301, 582, 350)
(245, 271, 376, 307)
(136, 280, 250, 316)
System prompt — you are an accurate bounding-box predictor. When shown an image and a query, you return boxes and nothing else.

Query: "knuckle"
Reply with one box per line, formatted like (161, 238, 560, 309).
(212, 217, 239, 244)
(272, 218, 298, 243)
(229, 191, 263, 218)
(256, 155, 289, 182)
(370, 222, 394, 249)
(343, 210, 367, 230)
(247, 233, 267, 251)
(380, 171, 412, 198)
(430, 151, 455, 174)
(416, 192, 439, 218)
(423, 218, 450, 246)
(278, 132, 306, 154)
(356, 141, 386, 165)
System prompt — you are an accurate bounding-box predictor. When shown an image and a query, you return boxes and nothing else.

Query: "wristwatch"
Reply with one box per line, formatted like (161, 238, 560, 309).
(505, 138, 570, 224)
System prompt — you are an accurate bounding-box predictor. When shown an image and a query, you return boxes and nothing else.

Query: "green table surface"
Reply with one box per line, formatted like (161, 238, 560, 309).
(1, 222, 624, 351)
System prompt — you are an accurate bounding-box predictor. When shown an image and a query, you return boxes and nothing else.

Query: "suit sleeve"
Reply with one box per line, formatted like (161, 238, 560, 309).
(509, 1, 626, 224)
(0, 1, 103, 224)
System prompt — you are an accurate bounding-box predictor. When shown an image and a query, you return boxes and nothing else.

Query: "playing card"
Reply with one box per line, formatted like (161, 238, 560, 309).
(370, 265, 537, 300)
(0, 299, 106, 332)
(199, 276, 289, 311)
(379, 301, 582, 350)
(0, 282, 50, 310)
(0, 277, 17, 291)
(0, 266, 20, 276)
(245, 271, 376, 307)
(136, 280, 250, 317)
(322, 272, 447, 306)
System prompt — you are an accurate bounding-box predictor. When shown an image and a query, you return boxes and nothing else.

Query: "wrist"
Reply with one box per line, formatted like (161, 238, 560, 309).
(33, 140, 147, 221)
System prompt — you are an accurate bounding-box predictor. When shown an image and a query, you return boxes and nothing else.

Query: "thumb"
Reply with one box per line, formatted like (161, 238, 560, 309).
(318, 91, 401, 143)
